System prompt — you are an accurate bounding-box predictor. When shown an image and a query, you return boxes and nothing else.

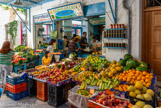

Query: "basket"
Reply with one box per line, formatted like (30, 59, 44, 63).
(27, 78, 37, 97)
(6, 90, 27, 101)
(6, 75, 27, 85)
(48, 83, 65, 107)
(6, 82, 27, 94)
(37, 81, 48, 101)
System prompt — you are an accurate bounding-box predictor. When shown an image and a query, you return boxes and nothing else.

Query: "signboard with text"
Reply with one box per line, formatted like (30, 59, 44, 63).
(48, 2, 83, 20)
(34, 13, 51, 23)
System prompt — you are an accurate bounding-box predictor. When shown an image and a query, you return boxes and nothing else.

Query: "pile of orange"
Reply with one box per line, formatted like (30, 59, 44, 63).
(116, 69, 153, 87)
(115, 84, 129, 91)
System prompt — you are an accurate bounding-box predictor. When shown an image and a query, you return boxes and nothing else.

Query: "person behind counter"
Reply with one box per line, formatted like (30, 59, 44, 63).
(46, 39, 56, 63)
(90, 36, 99, 48)
(80, 32, 88, 49)
(0, 41, 14, 93)
(42, 51, 51, 66)
(75, 36, 82, 53)
(69, 38, 79, 53)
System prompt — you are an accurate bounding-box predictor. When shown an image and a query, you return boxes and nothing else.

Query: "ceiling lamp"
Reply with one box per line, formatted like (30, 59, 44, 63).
(14, 0, 22, 5)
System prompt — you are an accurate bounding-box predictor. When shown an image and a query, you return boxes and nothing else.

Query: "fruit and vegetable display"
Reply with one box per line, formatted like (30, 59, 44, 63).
(114, 84, 129, 92)
(117, 69, 153, 87)
(47, 69, 70, 84)
(74, 71, 120, 90)
(89, 91, 131, 108)
(15, 45, 31, 52)
(24, 53, 158, 107)
(76, 89, 91, 98)
(127, 81, 154, 102)
(119, 54, 148, 72)
(13, 54, 27, 65)
(100, 60, 123, 78)
(73, 55, 109, 72)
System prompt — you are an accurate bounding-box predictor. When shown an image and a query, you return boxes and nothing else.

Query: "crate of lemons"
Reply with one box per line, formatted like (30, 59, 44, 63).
(100, 60, 124, 78)
(128, 81, 154, 108)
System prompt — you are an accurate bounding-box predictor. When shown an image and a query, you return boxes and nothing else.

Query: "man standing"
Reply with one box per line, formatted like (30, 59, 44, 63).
(80, 32, 88, 49)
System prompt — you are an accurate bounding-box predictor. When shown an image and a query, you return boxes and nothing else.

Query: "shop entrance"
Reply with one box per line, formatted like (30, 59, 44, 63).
(142, 0, 161, 80)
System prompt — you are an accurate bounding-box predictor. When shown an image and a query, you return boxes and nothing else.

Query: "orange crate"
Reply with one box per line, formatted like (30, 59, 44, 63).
(6, 82, 27, 94)
(36, 81, 48, 101)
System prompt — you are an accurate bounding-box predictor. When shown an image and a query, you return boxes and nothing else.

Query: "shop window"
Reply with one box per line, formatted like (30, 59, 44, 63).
(146, 0, 161, 7)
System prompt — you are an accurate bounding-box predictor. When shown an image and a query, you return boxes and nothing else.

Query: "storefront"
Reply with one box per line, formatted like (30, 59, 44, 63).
(33, 13, 54, 49)
(46, 2, 105, 57)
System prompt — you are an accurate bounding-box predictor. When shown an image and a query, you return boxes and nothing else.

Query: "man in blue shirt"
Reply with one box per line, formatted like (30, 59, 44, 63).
(80, 32, 88, 49)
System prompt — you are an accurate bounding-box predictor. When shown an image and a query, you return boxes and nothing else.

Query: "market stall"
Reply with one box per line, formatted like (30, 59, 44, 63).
(5, 53, 159, 108)
(47, 2, 105, 58)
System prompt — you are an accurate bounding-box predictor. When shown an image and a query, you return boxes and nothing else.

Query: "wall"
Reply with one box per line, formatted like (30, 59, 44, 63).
(27, 0, 141, 60)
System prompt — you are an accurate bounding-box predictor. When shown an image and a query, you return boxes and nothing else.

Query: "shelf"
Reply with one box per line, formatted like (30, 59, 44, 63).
(63, 26, 73, 28)
(104, 28, 125, 30)
(103, 47, 125, 49)
(63, 31, 73, 33)
(104, 37, 125, 39)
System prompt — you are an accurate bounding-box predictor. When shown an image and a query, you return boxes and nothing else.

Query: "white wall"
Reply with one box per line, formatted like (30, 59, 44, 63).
(27, 0, 141, 60)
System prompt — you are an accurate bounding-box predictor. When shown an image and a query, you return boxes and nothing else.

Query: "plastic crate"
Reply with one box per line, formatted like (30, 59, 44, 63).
(27, 78, 37, 97)
(6, 75, 27, 85)
(65, 83, 71, 101)
(48, 83, 65, 107)
(6, 82, 27, 94)
(6, 90, 27, 101)
(37, 81, 48, 101)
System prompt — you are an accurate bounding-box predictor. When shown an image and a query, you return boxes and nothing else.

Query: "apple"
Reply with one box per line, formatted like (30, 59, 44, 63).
(102, 101, 107, 106)
(98, 98, 103, 104)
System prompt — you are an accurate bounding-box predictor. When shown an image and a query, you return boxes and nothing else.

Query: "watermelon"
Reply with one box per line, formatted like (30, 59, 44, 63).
(119, 59, 126, 66)
(139, 62, 148, 68)
(136, 67, 147, 72)
(126, 59, 137, 68)
(124, 54, 133, 60)
(123, 66, 131, 71)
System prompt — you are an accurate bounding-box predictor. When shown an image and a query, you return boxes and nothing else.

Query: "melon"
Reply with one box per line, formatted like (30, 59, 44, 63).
(136, 101, 145, 108)
(146, 89, 154, 97)
(143, 94, 152, 101)
(129, 92, 136, 97)
(142, 86, 147, 94)
(143, 105, 153, 108)
(132, 105, 140, 108)
(135, 81, 143, 90)
(136, 94, 144, 100)
(135, 89, 141, 95)
(127, 85, 135, 92)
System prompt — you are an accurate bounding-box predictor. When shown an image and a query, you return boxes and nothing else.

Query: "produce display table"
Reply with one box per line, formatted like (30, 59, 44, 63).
(13, 63, 27, 73)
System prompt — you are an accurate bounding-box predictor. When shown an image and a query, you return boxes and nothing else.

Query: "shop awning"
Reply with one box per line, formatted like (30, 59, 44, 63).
(0, 0, 54, 9)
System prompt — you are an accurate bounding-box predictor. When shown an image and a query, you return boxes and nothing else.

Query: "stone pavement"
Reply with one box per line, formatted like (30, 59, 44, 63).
(0, 94, 69, 108)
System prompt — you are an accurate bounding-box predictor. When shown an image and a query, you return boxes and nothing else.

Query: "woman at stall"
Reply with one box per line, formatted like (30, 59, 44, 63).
(42, 51, 51, 66)
(46, 39, 56, 63)
(0, 41, 14, 93)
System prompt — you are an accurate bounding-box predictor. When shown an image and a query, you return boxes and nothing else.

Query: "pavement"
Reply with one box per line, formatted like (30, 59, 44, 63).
(0, 94, 69, 108)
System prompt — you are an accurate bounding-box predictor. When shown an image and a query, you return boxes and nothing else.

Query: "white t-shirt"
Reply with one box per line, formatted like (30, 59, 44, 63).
(90, 40, 99, 47)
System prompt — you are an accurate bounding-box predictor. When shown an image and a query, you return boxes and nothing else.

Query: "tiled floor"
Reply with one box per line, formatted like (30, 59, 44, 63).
(0, 94, 69, 108)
